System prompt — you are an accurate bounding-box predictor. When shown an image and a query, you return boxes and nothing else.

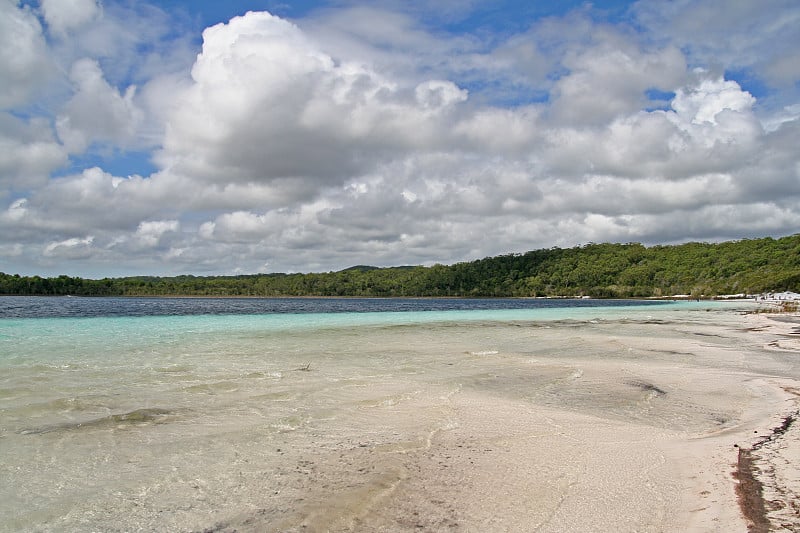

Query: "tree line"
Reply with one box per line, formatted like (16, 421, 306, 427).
(2, 235, 799, 298)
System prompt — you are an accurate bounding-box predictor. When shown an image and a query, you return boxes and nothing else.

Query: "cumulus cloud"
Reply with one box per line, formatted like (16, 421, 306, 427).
(202, 211, 272, 243)
(0, 113, 66, 190)
(43, 235, 95, 259)
(1, 3, 799, 276)
(158, 10, 471, 192)
(549, 37, 686, 126)
(633, 0, 800, 95)
(0, 1, 53, 109)
(40, 0, 100, 36)
(566, 76, 760, 181)
(56, 58, 142, 152)
(134, 219, 179, 247)
(671, 75, 756, 124)
(2, 167, 164, 241)
(159, 11, 356, 184)
(415, 80, 468, 109)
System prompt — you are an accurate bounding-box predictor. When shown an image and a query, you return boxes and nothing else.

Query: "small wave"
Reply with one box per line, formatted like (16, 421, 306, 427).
(153, 364, 194, 373)
(183, 381, 239, 394)
(9, 395, 114, 418)
(28, 363, 84, 371)
(468, 350, 499, 356)
(440, 418, 460, 431)
(252, 392, 297, 405)
(359, 392, 415, 408)
(236, 371, 283, 380)
(268, 415, 307, 432)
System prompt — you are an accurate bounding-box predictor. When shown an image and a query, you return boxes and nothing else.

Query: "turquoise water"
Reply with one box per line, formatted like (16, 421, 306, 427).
(1, 300, 722, 366)
(0, 298, 752, 531)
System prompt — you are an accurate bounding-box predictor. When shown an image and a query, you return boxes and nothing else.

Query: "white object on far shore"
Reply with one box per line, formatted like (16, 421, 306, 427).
(756, 291, 800, 301)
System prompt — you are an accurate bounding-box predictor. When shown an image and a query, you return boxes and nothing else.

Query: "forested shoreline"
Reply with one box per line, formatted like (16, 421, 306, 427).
(2, 235, 799, 298)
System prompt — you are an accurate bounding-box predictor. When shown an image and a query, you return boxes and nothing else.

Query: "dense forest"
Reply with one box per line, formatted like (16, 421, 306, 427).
(2, 235, 799, 298)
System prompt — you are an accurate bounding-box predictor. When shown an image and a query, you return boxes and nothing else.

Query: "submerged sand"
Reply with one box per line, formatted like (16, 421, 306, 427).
(4, 305, 800, 532)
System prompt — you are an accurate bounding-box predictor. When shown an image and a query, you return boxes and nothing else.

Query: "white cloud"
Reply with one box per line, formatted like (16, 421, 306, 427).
(157, 9, 472, 196)
(5, 198, 28, 221)
(664, 75, 762, 165)
(40, 0, 100, 36)
(200, 211, 271, 243)
(414, 80, 468, 109)
(633, 0, 800, 102)
(51, 1, 195, 85)
(1, 4, 799, 277)
(761, 104, 800, 133)
(56, 58, 142, 153)
(1, 167, 166, 240)
(539, 73, 766, 187)
(134, 219, 179, 247)
(671, 75, 756, 125)
(453, 106, 541, 154)
(0, 1, 54, 109)
(43, 235, 94, 258)
(549, 36, 686, 126)
(0, 113, 66, 190)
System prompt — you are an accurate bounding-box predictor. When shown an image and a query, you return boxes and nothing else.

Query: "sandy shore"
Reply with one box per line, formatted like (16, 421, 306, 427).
(734, 313, 800, 533)
(7, 305, 799, 532)
(191, 310, 800, 533)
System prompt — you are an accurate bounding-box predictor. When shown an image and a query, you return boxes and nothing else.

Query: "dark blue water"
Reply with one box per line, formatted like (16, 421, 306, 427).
(0, 296, 668, 319)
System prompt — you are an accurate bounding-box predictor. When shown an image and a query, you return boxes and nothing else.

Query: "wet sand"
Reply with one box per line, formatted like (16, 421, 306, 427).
(733, 314, 800, 533)
(193, 310, 800, 532)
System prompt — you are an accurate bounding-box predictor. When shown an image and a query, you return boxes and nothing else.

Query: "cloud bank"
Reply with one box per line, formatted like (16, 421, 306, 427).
(1, 0, 799, 276)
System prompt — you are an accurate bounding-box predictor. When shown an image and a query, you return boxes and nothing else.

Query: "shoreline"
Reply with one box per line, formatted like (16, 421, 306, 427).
(265, 309, 800, 532)
(733, 315, 800, 532)
(359, 311, 800, 532)
(0, 293, 777, 301)
(734, 411, 798, 533)
(4, 303, 800, 531)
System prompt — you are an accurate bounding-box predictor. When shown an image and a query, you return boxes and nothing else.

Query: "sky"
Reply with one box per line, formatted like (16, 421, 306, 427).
(1, 0, 799, 277)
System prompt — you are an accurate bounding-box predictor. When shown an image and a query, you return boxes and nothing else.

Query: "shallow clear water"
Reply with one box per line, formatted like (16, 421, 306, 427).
(0, 297, 757, 531)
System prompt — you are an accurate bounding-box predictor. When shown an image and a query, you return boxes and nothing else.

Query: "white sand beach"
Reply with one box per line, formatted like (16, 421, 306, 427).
(3, 303, 800, 532)
(207, 308, 800, 532)
(290, 315, 800, 533)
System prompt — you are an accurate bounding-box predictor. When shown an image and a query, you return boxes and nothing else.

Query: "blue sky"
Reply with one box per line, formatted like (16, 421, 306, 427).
(2, 0, 799, 277)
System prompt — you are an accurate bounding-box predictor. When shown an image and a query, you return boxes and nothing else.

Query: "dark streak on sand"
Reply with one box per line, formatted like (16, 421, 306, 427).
(735, 448, 769, 533)
(734, 412, 798, 533)
(626, 380, 667, 396)
(19, 408, 173, 435)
